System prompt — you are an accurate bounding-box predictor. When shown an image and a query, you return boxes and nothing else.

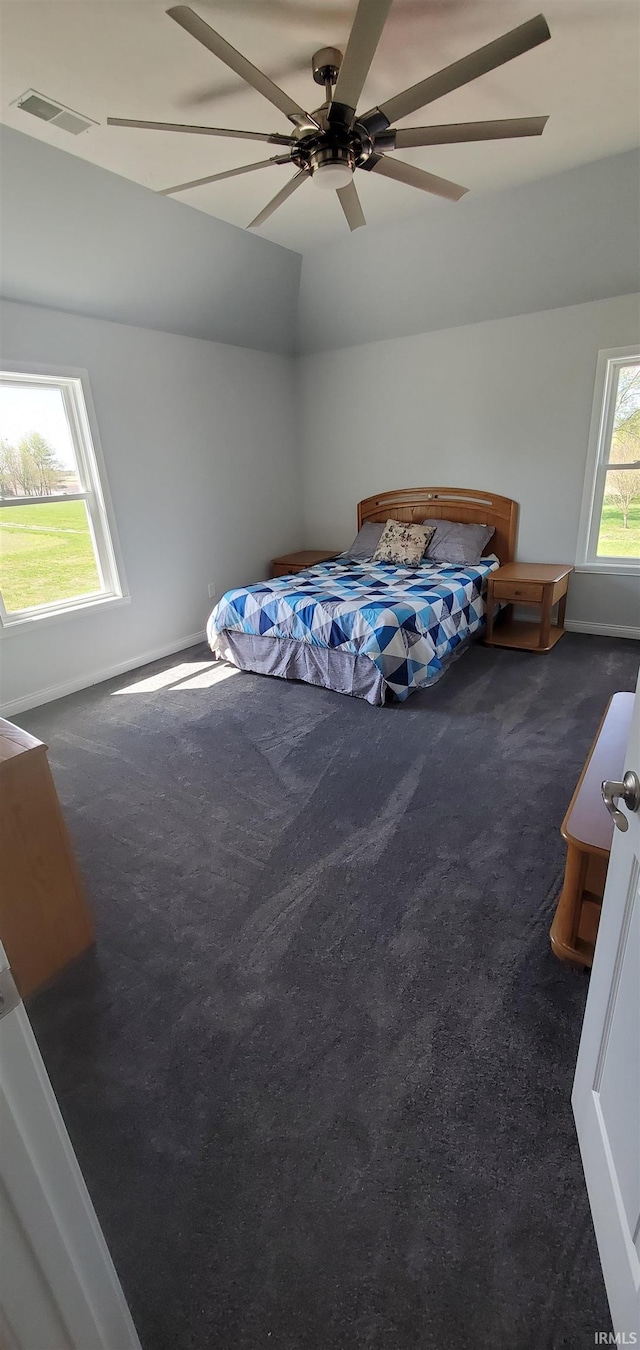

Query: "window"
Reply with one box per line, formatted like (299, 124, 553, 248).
(0, 368, 125, 626)
(577, 347, 640, 573)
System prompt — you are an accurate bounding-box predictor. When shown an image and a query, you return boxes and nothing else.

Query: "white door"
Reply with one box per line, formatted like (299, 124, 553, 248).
(0, 942, 141, 1350)
(573, 667, 640, 1340)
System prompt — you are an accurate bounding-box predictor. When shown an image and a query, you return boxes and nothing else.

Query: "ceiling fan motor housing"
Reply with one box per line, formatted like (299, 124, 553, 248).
(309, 142, 354, 189)
(292, 108, 374, 188)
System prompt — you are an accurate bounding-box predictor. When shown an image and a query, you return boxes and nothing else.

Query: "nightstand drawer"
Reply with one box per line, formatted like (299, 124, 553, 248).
(493, 580, 544, 603)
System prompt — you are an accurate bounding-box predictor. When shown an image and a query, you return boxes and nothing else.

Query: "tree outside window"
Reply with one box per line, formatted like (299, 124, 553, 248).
(580, 351, 640, 568)
(600, 364, 640, 546)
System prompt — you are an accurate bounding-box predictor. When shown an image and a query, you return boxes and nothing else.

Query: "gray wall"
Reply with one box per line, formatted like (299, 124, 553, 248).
(299, 150, 640, 354)
(0, 125, 301, 356)
(298, 293, 640, 633)
(0, 299, 302, 713)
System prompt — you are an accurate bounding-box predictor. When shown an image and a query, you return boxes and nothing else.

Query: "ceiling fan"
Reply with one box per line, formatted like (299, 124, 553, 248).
(108, 1, 551, 232)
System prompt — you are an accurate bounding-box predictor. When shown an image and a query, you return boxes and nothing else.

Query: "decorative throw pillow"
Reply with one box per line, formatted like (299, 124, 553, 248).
(341, 521, 386, 560)
(373, 519, 435, 566)
(422, 518, 495, 566)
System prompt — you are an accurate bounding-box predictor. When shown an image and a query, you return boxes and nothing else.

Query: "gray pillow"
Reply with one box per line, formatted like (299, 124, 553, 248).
(341, 521, 385, 560)
(422, 518, 495, 566)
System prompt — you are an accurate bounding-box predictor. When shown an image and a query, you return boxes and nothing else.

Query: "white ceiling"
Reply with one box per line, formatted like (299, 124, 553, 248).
(1, 0, 639, 254)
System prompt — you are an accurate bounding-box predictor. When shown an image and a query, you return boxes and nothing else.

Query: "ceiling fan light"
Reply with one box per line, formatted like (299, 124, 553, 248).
(313, 160, 354, 190)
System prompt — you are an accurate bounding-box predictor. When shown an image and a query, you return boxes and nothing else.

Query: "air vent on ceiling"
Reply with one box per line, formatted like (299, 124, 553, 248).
(13, 90, 97, 135)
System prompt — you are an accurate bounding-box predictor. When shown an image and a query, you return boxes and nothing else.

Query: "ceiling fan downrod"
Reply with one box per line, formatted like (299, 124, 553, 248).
(298, 46, 376, 190)
(311, 46, 343, 105)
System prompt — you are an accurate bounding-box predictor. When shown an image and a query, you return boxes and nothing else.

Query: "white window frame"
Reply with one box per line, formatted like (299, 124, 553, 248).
(0, 363, 128, 630)
(576, 345, 640, 577)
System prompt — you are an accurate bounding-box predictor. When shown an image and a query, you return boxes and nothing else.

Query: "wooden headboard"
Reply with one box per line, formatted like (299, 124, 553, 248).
(357, 487, 518, 566)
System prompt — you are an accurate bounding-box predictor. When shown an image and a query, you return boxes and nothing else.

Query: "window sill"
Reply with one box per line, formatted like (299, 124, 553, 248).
(574, 562, 640, 577)
(0, 592, 131, 636)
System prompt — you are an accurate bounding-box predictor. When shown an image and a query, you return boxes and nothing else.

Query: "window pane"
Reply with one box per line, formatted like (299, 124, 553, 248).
(608, 363, 640, 464)
(597, 468, 640, 558)
(0, 381, 81, 497)
(0, 499, 102, 612)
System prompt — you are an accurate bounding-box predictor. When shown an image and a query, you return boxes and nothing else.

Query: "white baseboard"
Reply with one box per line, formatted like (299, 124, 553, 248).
(0, 631, 206, 718)
(565, 620, 640, 641)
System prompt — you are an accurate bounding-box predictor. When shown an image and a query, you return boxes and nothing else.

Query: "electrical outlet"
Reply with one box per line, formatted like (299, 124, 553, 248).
(208, 582, 217, 600)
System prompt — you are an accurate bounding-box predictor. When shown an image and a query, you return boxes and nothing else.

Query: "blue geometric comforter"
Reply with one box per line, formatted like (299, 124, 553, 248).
(207, 556, 499, 701)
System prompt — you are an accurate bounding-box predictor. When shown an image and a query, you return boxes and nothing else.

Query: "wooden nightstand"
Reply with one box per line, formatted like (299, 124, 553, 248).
(485, 562, 574, 652)
(271, 549, 337, 578)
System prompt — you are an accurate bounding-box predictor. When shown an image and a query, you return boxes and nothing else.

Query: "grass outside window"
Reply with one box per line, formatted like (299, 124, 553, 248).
(596, 498, 640, 560)
(0, 499, 102, 613)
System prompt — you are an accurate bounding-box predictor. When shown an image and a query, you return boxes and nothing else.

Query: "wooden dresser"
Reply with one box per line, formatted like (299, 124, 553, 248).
(0, 718, 94, 997)
(550, 692, 633, 968)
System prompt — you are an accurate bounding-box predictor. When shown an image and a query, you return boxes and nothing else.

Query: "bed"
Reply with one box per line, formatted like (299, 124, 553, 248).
(207, 487, 519, 705)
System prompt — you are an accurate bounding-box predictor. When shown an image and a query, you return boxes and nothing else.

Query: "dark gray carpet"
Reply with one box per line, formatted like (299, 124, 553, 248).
(20, 633, 639, 1350)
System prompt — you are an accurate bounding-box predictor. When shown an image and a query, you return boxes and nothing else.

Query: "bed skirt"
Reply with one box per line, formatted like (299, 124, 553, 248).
(211, 631, 388, 705)
(210, 629, 480, 706)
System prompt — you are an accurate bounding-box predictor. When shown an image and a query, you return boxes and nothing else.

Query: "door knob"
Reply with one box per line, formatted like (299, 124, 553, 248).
(601, 771, 640, 833)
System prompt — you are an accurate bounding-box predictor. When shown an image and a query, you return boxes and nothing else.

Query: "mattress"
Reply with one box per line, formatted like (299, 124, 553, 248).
(207, 555, 500, 703)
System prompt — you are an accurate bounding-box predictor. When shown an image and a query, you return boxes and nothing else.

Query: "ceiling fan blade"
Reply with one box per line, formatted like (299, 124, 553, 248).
(167, 6, 312, 127)
(107, 117, 294, 146)
(248, 168, 308, 228)
(377, 115, 549, 149)
(368, 154, 468, 202)
(328, 0, 392, 124)
(159, 155, 292, 195)
(336, 179, 366, 231)
(361, 13, 551, 134)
